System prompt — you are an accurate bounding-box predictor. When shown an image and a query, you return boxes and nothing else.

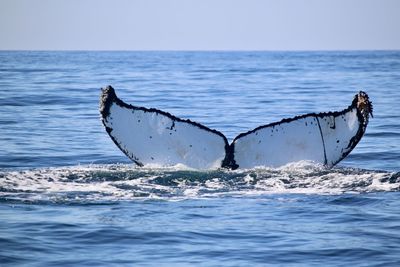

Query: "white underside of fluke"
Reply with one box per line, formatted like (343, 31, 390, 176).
(100, 86, 371, 170)
(233, 116, 325, 168)
(233, 109, 360, 168)
(104, 102, 227, 169)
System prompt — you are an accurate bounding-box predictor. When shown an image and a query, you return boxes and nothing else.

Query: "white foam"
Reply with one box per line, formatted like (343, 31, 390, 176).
(0, 164, 398, 203)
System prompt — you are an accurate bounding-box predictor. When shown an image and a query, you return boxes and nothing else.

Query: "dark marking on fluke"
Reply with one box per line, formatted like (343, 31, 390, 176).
(316, 117, 327, 165)
(100, 86, 372, 169)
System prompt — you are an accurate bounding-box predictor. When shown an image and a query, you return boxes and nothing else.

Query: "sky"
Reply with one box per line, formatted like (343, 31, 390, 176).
(0, 0, 399, 51)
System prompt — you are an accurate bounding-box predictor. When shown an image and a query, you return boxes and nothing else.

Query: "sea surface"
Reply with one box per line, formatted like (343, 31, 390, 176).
(1, 51, 400, 266)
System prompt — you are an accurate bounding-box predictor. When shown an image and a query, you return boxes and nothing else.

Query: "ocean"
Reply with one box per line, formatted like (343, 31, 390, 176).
(0, 51, 399, 266)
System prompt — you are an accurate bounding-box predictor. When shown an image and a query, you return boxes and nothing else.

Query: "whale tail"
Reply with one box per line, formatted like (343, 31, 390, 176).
(231, 91, 372, 168)
(100, 86, 231, 169)
(100, 86, 372, 169)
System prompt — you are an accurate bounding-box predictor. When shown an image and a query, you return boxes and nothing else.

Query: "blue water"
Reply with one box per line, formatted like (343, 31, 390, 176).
(1, 51, 400, 266)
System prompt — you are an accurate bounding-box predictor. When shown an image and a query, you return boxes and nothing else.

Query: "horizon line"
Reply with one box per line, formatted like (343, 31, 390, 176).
(1, 48, 399, 53)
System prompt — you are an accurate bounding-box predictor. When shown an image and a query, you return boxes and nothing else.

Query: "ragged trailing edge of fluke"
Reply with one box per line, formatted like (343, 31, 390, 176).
(99, 85, 372, 170)
(355, 90, 373, 124)
(100, 85, 229, 142)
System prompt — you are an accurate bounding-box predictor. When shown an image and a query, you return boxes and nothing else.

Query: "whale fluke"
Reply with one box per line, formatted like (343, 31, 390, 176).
(100, 86, 233, 169)
(100, 86, 372, 170)
(232, 92, 372, 168)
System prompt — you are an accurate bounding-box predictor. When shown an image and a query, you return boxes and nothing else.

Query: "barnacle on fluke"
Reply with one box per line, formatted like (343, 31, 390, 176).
(100, 86, 372, 170)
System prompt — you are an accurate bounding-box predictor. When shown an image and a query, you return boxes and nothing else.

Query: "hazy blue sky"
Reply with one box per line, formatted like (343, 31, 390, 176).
(1, 0, 399, 50)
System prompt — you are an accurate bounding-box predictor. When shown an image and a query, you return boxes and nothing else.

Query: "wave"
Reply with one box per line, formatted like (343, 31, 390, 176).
(0, 162, 399, 204)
